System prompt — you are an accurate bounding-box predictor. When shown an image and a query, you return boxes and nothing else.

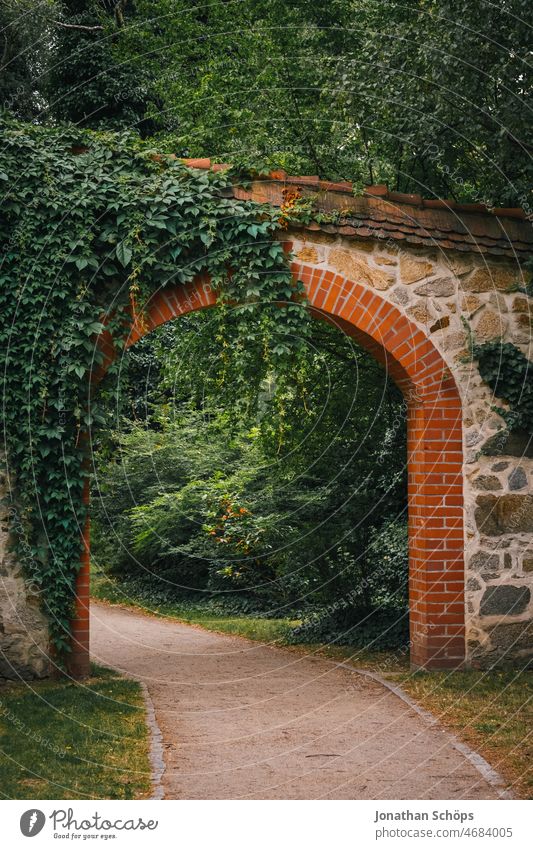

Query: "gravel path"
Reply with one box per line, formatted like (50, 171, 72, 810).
(90, 602, 500, 800)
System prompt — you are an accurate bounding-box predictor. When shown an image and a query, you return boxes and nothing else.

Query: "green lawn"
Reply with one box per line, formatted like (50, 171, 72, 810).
(394, 669, 533, 800)
(92, 568, 533, 798)
(0, 665, 151, 800)
(91, 568, 298, 643)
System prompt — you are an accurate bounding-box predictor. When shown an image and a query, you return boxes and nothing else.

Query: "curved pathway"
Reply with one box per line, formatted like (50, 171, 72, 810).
(90, 602, 501, 800)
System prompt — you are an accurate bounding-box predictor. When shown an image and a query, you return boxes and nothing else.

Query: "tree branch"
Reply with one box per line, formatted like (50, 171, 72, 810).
(1, 32, 10, 68)
(281, 57, 326, 178)
(52, 20, 104, 32)
(114, 0, 129, 28)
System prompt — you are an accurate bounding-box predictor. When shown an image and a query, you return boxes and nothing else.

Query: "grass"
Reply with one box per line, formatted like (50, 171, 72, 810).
(92, 568, 533, 798)
(0, 665, 151, 800)
(393, 669, 533, 800)
(91, 568, 299, 643)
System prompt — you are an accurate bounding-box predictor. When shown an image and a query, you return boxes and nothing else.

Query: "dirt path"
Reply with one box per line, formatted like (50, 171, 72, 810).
(90, 602, 501, 800)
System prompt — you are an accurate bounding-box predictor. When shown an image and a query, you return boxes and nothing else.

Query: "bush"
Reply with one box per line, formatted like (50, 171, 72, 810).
(92, 319, 409, 645)
(289, 607, 409, 651)
(289, 520, 409, 648)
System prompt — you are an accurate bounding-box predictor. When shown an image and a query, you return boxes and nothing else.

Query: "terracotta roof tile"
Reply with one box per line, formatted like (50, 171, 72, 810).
(423, 198, 456, 210)
(492, 208, 526, 220)
(178, 159, 532, 259)
(319, 180, 353, 193)
(387, 191, 423, 206)
(363, 185, 388, 197)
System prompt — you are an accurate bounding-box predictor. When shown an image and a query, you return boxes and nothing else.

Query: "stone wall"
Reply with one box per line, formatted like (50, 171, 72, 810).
(292, 230, 533, 667)
(0, 224, 531, 676)
(0, 460, 50, 679)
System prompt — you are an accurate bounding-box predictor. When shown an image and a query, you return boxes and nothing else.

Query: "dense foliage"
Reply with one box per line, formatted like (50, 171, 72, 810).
(1, 1, 530, 656)
(0, 116, 307, 656)
(0, 0, 58, 117)
(3, 1, 532, 206)
(92, 315, 409, 646)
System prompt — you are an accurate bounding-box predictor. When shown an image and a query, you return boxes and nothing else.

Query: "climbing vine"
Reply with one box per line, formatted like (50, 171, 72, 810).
(0, 116, 310, 659)
(472, 341, 533, 433)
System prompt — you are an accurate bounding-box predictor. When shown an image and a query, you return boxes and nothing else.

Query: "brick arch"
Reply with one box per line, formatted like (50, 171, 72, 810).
(71, 263, 464, 675)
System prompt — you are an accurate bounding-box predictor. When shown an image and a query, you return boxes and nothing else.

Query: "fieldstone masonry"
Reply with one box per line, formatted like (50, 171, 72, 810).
(288, 228, 532, 668)
(0, 460, 50, 678)
(1, 169, 532, 676)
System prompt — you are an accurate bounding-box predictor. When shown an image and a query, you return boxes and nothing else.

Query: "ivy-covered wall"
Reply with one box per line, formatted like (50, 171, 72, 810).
(0, 119, 309, 674)
(0, 121, 531, 676)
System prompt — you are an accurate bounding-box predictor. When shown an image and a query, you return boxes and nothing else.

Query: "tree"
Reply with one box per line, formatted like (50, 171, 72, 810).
(113, 0, 533, 204)
(0, 0, 58, 118)
(44, 0, 158, 131)
(5, 1, 531, 203)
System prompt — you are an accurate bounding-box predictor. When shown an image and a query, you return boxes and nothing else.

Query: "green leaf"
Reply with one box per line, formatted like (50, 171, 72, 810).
(116, 241, 132, 267)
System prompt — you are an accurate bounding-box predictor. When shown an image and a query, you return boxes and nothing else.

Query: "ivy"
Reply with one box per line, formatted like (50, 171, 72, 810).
(0, 115, 310, 660)
(472, 341, 533, 433)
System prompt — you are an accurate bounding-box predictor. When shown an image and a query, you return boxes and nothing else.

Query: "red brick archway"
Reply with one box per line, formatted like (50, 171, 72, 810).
(70, 261, 465, 676)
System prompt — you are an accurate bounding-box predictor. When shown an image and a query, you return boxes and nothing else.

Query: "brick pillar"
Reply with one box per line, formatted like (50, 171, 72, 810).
(68, 475, 91, 678)
(408, 394, 465, 669)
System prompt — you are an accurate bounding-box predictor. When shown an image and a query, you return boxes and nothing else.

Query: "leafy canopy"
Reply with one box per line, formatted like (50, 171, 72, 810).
(5, 0, 530, 206)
